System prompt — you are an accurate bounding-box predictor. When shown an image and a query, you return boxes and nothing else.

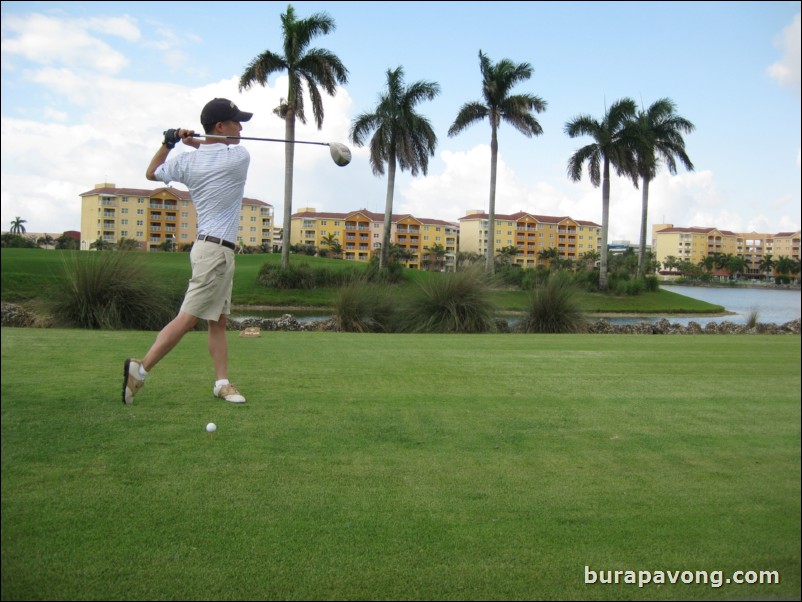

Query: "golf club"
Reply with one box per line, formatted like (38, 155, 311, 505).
(192, 134, 352, 167)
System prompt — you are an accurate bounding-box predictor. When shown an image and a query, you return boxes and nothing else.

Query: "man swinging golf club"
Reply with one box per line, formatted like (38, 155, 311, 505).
(122, 98, 254, 405)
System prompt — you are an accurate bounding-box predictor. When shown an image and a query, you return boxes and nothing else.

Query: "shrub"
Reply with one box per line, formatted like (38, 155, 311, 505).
(494, 265, 524, 288)
(333, 283, 398, 333)
(362, 257, 406, 285)
(258, 259, 406, 290)
(402, 267, 496, 333)
(643, 275, 660, 292)
(50, 251, 182, 330)
(572, 269, 600, 292)
(517, 271, 588, 333)
(258, 263, 315, 289)
(521, 268, 551, 291)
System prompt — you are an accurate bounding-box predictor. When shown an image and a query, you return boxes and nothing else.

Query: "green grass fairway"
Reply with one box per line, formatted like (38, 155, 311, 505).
(1, 329, 799, 600)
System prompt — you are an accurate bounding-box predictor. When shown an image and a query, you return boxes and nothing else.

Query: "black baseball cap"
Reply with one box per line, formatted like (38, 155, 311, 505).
(200, 98, 253, 126)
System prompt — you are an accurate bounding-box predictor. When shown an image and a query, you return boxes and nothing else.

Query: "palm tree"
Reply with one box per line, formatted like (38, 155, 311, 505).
(386, 242, 415, 264)
(699, 254, 717, 274)
(725, 254, 746, 280)
(321, 232, 342, 258)
(456, 251, 483, 271)
(425, 243, 447, 271)
(117, 237, 141, 251)
(565, 98, 639, 291)
(448, 50, 546, 275)
(537, 247, 559, 268)
(775, 255, 795, 279)
(9, 216, 27, 235)
(239, 4, 348, 270)
(790, 258, 802, 281)
(350, 66, 439, 269)
(580, 250, 600, 271)
(633, 99, 694, 277)
(758, 254, 775, 279)
(89, 237, 114, 251)
(37, 234, 55, 248)
(496, 245, 518, 267)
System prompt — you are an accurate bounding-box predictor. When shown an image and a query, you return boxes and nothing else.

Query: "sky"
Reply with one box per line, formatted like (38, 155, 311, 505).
(1, 1, 800, 243)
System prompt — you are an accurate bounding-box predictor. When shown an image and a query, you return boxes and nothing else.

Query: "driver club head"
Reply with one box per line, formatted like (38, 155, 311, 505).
(329, 142, 352, 167)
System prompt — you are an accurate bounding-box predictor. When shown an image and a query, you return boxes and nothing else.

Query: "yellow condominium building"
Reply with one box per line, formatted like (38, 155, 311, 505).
(290, 208, 459, 270)
(458, 210, 602, 268)
(652, 224, 800, 277)
(79, 183, 273, 252)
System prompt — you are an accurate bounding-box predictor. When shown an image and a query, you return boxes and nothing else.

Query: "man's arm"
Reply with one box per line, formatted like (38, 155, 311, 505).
(145, 129, 199, 181)
(145, 144, 171, 181)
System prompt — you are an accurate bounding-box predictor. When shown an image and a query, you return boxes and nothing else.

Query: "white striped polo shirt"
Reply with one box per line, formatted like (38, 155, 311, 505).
(156, 143, 250, 244)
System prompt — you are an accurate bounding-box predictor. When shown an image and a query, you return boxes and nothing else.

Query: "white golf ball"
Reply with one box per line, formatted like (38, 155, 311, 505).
(206, 422, 217, 433)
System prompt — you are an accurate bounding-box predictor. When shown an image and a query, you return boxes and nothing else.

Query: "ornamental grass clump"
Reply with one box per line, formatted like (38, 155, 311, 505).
(50, 251, 181, 330)
(333, 282, 398, 333)
(518, 271, 588, 333)
(403, 267, 496, 333)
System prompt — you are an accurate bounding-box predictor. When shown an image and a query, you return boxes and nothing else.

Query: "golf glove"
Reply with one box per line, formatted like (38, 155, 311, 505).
(163, 128, 181, 149)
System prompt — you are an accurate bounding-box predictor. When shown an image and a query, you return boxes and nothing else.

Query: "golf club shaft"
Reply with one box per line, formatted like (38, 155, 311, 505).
(193, 134, 329, 147)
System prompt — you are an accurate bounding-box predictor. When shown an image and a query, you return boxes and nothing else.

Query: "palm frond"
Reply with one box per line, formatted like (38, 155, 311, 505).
(447, 102, 488, 136)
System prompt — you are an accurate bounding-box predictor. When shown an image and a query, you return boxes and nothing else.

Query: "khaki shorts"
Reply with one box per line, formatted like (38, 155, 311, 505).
(180, 240, 236, 321)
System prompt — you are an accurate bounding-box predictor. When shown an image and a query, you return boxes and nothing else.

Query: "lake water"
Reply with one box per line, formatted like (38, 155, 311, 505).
(633, 284, 801, 327)
(232, 284, 802, 328)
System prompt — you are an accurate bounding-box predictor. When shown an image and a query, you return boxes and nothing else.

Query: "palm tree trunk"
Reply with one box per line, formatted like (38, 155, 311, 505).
(637, 176, 650, 279)
(599, 159, 611, 291)
(380, 151, 397, 269)
(486, 125, 499, 275)
(280, 110, 296, 270)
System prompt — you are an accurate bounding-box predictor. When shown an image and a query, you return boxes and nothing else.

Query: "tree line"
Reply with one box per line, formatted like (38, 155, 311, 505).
(7, 5, 700, 292)
(237, 4, 695, 292)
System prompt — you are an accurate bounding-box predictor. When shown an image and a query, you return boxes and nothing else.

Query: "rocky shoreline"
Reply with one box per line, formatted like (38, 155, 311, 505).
(233, 313, 801, 335)
(3, 302, 799, 335)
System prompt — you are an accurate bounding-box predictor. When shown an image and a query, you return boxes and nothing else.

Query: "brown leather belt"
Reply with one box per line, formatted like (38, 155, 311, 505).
(197, 234, 236, 250)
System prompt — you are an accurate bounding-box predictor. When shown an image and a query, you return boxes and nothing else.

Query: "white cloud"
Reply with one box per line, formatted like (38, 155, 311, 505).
(0, 73, 358, 234)
(84, 16, 141, 42)
(399, 148, 719, 242)
(1, 13, 134, 73)
(768, 13, 801, 91)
